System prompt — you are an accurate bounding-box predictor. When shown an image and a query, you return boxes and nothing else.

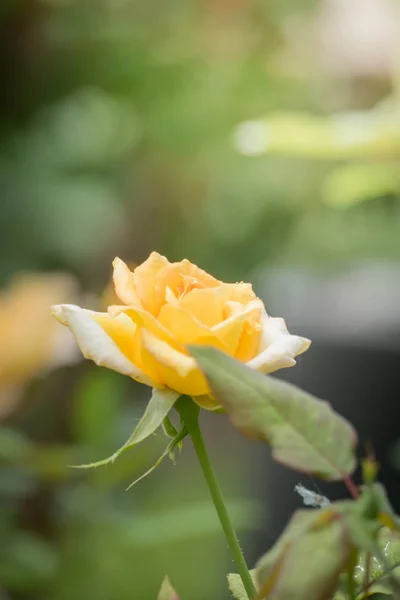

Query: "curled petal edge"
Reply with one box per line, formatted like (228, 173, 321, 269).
(51, 304, 157, 387)
(247, 314, 311, 373)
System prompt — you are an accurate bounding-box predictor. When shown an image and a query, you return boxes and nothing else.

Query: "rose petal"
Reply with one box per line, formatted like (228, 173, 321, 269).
(94, 312, 161, 384)
(178, 286, 231, 327)
(133, 252, 170, 315)
(165, 286, 180, 306)
(154, 259, 221, 316)
(235, 319, 263, 362)
(247, 313, 311, 374)
(141, 329, 209, 396)
(212, 299, 264, 356)
(112, 257, 142, 306)
(158, 304, 229, 352)
(51, 304, 158, 387)
(109, 305, 180, 349)
(226, 282, 257, 305)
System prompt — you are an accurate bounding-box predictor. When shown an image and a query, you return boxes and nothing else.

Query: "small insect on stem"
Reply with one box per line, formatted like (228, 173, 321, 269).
(294, 483, 331, 508)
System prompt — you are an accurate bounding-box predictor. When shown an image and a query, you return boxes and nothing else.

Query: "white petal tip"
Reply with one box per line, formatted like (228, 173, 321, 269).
(51, 304, 67, 324)
(247, 314, 311, 374)
(297, 337, 312, 355)
(112, 256, 124, 268)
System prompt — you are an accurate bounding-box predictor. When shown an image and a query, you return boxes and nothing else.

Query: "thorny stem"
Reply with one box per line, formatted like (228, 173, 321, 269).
(176, 395, 257, 600)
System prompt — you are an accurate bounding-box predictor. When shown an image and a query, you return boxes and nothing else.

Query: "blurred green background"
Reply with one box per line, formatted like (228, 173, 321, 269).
(1, 0, 400, 598)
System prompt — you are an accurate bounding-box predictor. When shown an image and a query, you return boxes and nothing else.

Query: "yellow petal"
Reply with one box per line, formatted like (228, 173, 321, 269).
(161, 258, 220, 291)
(165, 286, 180, 306)
(109, 304, 180, 349)
(52, 304, 158, 387)
(178, 286, 231, 327)
(212, 299, 263, 356)
(133, 252, 170, 315)
(154, 259, 221, 315)
(226, 282, 257, 305)
(92, 312, 161, 385)
(112, 257, 142, 306)
(141, 330, 209, 396)
(235, 319, 263, 362)
(157, 304, 228, 352)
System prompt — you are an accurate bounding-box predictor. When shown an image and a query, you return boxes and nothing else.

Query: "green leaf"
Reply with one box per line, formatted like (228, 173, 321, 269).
(256, 509, 324, 582)
(70, 389, 180, 469)
(227, 570, 257, 600)
(158, 576, 180, 600)
(381, 530, 400, 567)
(255, 507, 351, 600)
(354, 529, 400, 598)
(331, 487, 400, 599)
(189, 346, 357, 480)
(126, 425, 187, 490)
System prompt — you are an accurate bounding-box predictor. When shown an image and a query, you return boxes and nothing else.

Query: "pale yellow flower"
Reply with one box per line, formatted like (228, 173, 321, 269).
(0, 273, 79, 419)
(52, 253, 310, 410)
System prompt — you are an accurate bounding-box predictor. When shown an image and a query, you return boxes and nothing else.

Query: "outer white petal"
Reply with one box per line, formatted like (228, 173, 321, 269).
(51, 304, 157, 387)
(246, 311, 311, 373)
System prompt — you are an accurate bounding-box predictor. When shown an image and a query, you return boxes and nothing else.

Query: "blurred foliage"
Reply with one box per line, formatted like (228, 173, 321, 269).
(1, 0, 398, 285)
(1, 0, 400, 598)
(1, 368, 261, 599)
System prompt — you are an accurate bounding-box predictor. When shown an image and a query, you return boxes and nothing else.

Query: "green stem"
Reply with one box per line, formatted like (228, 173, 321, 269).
(176, 396, 257, 600)
(346, 549, 357, 600)
(363, 552, 371, 598)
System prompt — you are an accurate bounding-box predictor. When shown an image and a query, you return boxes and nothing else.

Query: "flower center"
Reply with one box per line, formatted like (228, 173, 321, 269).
(177, 276, 207, 298)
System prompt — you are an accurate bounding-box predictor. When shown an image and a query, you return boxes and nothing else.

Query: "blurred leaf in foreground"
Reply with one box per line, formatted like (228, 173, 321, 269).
(255, 507, 351, 600)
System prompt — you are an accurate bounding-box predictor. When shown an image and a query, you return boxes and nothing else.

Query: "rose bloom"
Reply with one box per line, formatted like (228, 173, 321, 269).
(0, 273, 79, 419)
(52, 253, 310, 409)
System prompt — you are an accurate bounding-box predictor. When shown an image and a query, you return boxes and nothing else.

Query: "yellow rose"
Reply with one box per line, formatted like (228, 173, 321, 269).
(52, 253, 310, 410)
(0, 273, 79, 419)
